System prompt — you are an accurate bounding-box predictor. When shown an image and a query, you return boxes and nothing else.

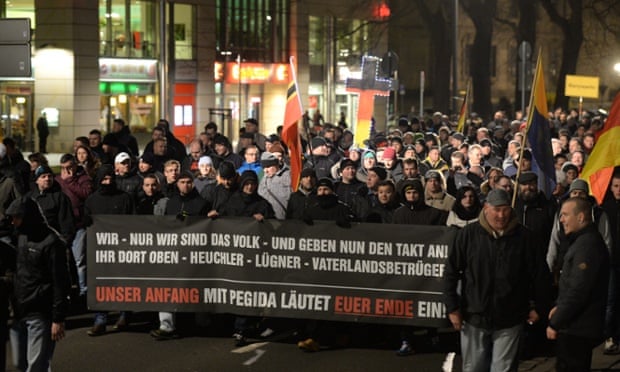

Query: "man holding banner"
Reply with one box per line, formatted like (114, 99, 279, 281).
(444, 189, 552, 372)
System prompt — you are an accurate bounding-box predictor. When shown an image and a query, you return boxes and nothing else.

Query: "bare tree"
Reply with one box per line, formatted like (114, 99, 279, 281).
(413, 0, 454, 113)
(540, 0, 583, 110)
(461, 0, 499, 120)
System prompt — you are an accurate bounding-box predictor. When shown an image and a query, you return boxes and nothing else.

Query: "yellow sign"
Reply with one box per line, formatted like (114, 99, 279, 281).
(565, 75, 599, 98)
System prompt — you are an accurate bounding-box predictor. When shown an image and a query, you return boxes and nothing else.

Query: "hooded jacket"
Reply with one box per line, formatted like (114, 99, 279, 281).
(443, 209, 552, 330)
(12, 198, 70, 322)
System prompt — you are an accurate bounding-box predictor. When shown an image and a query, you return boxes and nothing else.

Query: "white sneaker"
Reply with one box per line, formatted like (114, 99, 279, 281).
(604, 338, 620, 354)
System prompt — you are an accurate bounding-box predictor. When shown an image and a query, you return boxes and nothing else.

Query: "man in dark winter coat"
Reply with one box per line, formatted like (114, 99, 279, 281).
(513, 171, 557, 249)
(393, 179, 447, 225)
(547, 197, 609, 371)
(27, 165, 75, 244)
(444, 189, 552, 372)
(112, 118, 139, 157)
(151, 171, 208, 340)
(202, 161, 238, 218)
(286, 168, 317, 220)
(84, 165, 134, 336)
(7, 197, 70, 372)
(302, 178, 353, 228)
(224, 170, 274, 220)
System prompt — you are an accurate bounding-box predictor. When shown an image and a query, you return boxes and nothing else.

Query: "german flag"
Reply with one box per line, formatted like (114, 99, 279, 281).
(581, 92, 620, 204)
(282, 56, 303, 191)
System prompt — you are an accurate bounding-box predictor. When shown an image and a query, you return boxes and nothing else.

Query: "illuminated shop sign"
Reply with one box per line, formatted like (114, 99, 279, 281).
(99, 58, 158, 82)
(214, 62, 288, 84)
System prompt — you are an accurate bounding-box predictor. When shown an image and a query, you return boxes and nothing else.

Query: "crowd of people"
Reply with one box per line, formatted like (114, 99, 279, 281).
(0, 107, 617, 371)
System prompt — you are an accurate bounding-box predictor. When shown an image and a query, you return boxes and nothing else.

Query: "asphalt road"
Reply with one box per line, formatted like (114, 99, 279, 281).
(4, 311, 620, 372)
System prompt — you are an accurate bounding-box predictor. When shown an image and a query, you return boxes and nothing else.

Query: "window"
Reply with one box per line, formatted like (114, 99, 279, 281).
(215, 0, 289, 63)
(173, 3, 195, 60)
(99, 0, 158, 58)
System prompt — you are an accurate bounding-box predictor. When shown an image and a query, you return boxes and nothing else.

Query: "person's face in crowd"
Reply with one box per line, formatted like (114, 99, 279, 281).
(404, 148, 416, 159)
(189, 143, 202, 160)
(115, 159, 131, 176)
(142, 177, 159, 197)
(323, 131, 335, 143)
(583, 135, 594, 151)
(242, 179, 258, 195)
(480, 144, 492, 156)
(366, 170, 380, 190)
(89, 133, 101, 148)
(138, 159, 152, 173)
(414, 143, 425, 154)
(461, 190, 476, 209)
(402, 163, 418, 179)
(565, 169, 578, 184)
(391, 141, 403, 155)
(300, 176, 315, 192)
(484, 204, 512, 231)
(495, 177, 513, 194)
(348, 150, 360, 162)
(60, 161, 76, 179)
(559, 200, 583, 235)
(200, 133, 210, 148)
(164, 164, 179, 184)
(426, 177, 442, 193)
(569, 188, 588, 199)
(112, 121, 123, 133)
(271, 152, 283, 163)
(30, 160, 40, 172)
(312, 143, 328, 156)
(363, 156, 375, 170)
(316, 185, 333, 196)
(428, 148, 440, 162)
(244, 122, 258, 134)
(152, 129, 165, 141)
(552, 140, 562, 156)
(238, 137, 253, 151)
(518, 180, 538, 201)
(73, 140, 83, 152)
(244, 147, 259, 164)
(341, 165, 356, 183)
(36, 173, 53, 191)
(404, 188, 420, 203)
(383, 157, 395, 169)
(219, 176, 235, 189)
(214, 143, 227, 156)
(488, 170, 502, 188)
(377, 184, 394, 205)
(263, 165, 278, 178)
(569, 139, 582, 154)
(199, 163, 212, 177)
(611, 177, 620, 201)
(469, 148, 482, 166)
(570, 152, 584, 167)
(476, 130, 488, 143)
(507, 142, 519, 156)
(177, 178, 194, 196)
(555, 156, 566, 170)
(265, 141, 274, 153)
(76, 147, 89, 164)
(101, 175, 113, 185)
(559, 134, 569, 149)
(206, 127, 217, 139)
(154, 140, 167, 156)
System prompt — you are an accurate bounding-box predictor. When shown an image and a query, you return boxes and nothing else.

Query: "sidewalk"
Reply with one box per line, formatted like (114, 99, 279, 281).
(517, 344, 620, 371)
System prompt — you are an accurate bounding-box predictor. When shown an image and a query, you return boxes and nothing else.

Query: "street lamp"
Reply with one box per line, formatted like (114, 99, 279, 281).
(614, 63, 620, 74)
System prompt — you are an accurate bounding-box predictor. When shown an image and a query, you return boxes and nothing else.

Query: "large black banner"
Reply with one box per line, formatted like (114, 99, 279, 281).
(87, 215, 455, 327)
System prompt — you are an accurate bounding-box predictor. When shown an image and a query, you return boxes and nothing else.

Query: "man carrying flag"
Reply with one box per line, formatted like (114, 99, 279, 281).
(281, 56, 303, 192)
